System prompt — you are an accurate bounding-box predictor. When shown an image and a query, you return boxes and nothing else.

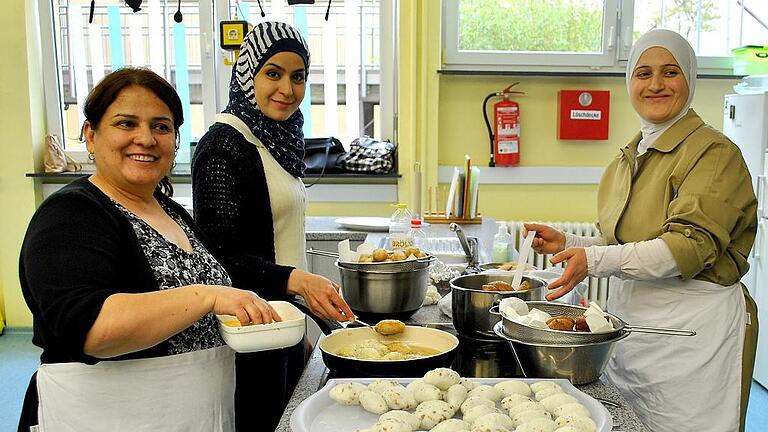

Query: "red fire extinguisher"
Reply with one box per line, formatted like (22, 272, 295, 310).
(483, 83, 525, 167)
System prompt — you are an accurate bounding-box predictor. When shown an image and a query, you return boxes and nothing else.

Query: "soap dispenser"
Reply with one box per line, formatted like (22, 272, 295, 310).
(492, 222, 512, 263)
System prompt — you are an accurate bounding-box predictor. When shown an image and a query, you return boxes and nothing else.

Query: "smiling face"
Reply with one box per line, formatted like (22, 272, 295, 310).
(253, 51, 307, 121)
(630, 47, 690, 124)
(84, 85, 176, 196)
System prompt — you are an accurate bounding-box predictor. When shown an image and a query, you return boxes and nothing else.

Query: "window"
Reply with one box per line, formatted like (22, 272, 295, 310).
(39, 0, 395, 161)
(442, 0, 768, 74)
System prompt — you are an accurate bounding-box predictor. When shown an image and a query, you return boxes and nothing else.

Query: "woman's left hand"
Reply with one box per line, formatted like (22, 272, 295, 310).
(546, 248, 588, 301)
(287, 269, 355, 321)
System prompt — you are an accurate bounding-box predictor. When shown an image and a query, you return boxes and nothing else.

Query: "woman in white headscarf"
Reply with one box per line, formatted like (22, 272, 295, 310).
(525, 29, 757, 431)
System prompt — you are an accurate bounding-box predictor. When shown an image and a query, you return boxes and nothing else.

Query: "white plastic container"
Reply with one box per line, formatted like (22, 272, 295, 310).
(217, 301, 305, 353)
(492, 222, 512, 262)
(388, 203, 413, 249)
(408, 218, 428, 250)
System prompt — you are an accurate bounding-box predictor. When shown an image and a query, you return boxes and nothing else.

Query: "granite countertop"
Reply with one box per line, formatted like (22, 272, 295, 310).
(276, 304, 648, 432)
(305, 216, 370, 241)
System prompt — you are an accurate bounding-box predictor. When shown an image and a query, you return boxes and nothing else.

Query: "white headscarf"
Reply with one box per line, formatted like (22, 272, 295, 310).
(626, 29, 697, 155)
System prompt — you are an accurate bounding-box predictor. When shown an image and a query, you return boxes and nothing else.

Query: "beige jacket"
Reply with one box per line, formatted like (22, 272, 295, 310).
(597, 109, 757, 285)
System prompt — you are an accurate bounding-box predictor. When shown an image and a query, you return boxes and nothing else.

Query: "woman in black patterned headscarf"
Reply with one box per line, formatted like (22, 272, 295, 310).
(192, 21, 354, 432)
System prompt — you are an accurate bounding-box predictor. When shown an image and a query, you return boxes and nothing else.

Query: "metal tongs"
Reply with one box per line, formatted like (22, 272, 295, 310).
(449, 223, 481, 274)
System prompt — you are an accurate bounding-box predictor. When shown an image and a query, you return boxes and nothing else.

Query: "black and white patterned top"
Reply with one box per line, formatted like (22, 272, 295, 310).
(114, 201, 229, 355)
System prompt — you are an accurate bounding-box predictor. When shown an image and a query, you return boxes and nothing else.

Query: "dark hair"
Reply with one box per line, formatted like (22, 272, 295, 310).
(82, 67, 183, 196)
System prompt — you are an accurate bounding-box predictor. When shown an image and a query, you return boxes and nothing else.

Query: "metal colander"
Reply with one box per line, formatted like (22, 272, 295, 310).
(491, 301, 695, 345)
(306, 248, 434, 272)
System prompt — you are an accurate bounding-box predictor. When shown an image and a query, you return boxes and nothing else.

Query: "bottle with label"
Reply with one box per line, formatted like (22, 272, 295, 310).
(388, 203, 413, 250)
(408, 219, 428, 252)
(492, 222, 512, 263)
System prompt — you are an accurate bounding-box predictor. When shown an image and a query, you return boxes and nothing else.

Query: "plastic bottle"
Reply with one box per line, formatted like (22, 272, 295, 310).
(492, 222, 512, 263)
(408, 219, 428, 251)
(388, 203, 413, 250)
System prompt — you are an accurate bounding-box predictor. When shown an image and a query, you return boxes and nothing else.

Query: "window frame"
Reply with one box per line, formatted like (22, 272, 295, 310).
(441, 0, 739, 76)
(38, 0, 397, 163)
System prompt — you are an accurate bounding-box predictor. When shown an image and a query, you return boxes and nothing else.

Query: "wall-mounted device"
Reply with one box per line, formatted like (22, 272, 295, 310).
(220, 20, 249, 51)
(557, 90, 610, 140)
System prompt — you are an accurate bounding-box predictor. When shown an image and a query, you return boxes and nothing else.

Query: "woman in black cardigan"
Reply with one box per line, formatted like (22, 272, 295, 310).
(192, 21, 354, 431)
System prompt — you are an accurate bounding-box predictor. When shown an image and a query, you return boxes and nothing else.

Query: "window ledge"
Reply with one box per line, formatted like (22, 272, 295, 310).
(26, 165, 401, 185)
(437, 69, 741, 80)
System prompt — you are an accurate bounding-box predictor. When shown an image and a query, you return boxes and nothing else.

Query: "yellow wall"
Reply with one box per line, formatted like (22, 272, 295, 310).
(0, 0, 45, 328)
(0, 0, 742, 328)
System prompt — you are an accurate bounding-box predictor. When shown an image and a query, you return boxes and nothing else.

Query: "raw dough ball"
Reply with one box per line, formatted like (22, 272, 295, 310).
(500, 394, 535, 411)
(467, 385, 502, 402)
(511, 410, 551, 428)
(539, 393, 578, 413)
(424, 368, 461, 390)
(463, 404, 501, 424)
(534, 386, 564, 401)
(360, 390, 389, 414)
(430, 418, 471, 432)
(553, 403, 591, 419)
(469, 426, 510, 432)
(508, 401, 546, 419)
(329, 382, 367, 405)
(472, 412, 515, 431)
(460, 396, 495, 415)
(409, 381, 444, 402)
(515, 417, 557, 432)
(371, 418, 411, 432)
(445, 383, 469, 410)
(494, 380, 532, 398)
(381, 386, 417, 411)
(553, 426, 582, 432)
(380, 410, 420, 431)
(530, 381, 561, 394)
(368, 379, 402, 394)
(554, 415, 597, 432)
(415, 400, 455, 430)
(460, 378, 477, 392)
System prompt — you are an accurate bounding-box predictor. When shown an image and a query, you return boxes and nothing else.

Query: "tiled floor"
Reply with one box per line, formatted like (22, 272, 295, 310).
(1, 330, 767, 431)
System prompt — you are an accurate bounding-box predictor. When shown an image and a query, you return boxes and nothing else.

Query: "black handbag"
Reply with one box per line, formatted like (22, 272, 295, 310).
(303, 137, 347, 175)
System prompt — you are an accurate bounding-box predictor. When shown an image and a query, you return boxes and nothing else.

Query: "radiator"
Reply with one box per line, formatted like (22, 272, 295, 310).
(506, 221, 610, 307)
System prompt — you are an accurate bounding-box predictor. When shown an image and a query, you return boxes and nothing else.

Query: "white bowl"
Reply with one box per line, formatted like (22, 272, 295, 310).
(217, 301, 306, 353)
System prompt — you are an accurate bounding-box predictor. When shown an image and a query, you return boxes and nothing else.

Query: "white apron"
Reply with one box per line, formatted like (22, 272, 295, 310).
(604, 277, 745, 432)
(215, 113, 308, 270)
(35, 345, 235, 432)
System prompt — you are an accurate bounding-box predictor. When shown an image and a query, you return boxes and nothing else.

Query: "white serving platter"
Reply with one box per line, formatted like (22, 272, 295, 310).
(335, 217, 391, 232)
(290, 377, 612, 432)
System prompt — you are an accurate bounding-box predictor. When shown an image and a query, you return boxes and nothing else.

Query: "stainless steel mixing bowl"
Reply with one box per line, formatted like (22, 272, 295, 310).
(450, 273, 545, 340)
(493, 321, 629, 384)
(336, 263, 429, 316)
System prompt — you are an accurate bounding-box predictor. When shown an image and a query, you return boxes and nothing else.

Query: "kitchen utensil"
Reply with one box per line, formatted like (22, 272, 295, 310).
(216, 301, 305, 353)
(494, 322, 629, 385)
(173, 0, 183, 22)
(335, 263, 429, 317)
(450, 273, 545, 340)
(492, 301, 696, 345)
(318, 325, 459, 377)
(306, 248, 435, 272)
(512, 231, 535, 289)
(449, 223, 480, 273)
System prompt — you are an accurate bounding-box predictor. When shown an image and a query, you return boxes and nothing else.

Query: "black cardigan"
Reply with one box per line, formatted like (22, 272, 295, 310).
(19, 177, 214, 365)
(191, 122, 295, 300)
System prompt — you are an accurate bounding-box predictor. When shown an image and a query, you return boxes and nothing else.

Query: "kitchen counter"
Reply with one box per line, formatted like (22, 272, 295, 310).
(276, 303, 648, 432)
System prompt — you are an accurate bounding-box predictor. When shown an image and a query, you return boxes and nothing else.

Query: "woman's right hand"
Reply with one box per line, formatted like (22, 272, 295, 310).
(524, 222, 566, 255)
(206, 285, 282, 325)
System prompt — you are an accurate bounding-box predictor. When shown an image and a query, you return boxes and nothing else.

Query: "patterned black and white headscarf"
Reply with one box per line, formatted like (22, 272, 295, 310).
(223, 21, 311, 178)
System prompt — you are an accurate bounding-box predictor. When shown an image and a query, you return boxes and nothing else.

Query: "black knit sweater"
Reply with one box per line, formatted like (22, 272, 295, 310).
(192, 122, 295, 300)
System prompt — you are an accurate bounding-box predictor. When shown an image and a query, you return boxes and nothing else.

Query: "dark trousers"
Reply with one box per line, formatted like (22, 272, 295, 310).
(234, 339, 306, 432)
